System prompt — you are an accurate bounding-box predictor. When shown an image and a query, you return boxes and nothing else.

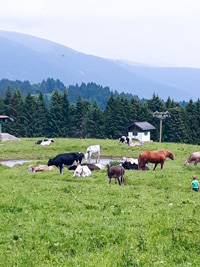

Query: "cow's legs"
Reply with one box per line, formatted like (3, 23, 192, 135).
(109, 178, 111, 184)
(59, 165, 63, 175)
(97, 152, 100, 163)
(88, 152, 91, 162)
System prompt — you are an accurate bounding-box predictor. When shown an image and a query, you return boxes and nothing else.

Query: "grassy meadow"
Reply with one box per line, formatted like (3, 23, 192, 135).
(1, 138, 200, 266)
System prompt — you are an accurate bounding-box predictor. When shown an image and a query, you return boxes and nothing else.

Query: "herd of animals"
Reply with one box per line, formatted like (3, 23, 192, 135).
(27, 138, 200, 186)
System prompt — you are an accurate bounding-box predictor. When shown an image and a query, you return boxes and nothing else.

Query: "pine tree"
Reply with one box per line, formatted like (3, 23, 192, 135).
(61, 90, 70, 137)
(185, 99, 198, 144)
(21, 93, 37, 137)
(195, 99, 200, 144)
(104, 93, 117, 138)
(0, 93, 5, 115)
(8, 90, 24, 137)
(74, 96, 90, 138)
(48, 88, 64, 137)
(86, 100, 105, 138)
(34, 91, 49, 137)
(4, 86, 12, 116)
(163, 107, 187, 143)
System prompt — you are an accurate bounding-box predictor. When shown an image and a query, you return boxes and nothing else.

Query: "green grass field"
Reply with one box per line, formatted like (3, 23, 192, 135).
(1, 138, 200, 266)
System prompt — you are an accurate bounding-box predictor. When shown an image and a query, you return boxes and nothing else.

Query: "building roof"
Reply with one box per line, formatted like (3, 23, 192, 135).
(128, 121, 155, 131)
(0, 115, 14, 121)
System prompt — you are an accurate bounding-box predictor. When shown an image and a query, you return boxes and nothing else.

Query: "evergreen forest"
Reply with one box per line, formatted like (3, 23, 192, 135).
(0, 85, 200, 145)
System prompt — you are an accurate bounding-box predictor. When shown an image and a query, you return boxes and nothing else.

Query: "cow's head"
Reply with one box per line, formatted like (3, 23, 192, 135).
(73, 165, 82, 177)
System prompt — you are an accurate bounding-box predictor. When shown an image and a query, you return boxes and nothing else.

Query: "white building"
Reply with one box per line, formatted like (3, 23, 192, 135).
(127, 121, 155, 142)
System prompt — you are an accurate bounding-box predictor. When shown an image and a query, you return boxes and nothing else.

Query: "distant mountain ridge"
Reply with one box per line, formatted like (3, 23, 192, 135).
(0, 30, 199, 101)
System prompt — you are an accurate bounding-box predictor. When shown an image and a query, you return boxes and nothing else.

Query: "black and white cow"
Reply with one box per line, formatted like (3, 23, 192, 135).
(47, 152, 84, 174)
(119, 136, 131, 145)
(36, 139, 54, 145)
(122, 160, 149, 170)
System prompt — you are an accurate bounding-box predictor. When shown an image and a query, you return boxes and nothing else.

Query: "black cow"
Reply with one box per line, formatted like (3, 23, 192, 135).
(122, 161, 149, 171)
(47, 152, 84, 174)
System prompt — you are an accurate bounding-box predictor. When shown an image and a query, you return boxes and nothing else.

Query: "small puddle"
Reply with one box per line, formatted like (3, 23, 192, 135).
(0, 160, 33, 168)
(84, 158, 120, 165)
(0, 158, 121, 168)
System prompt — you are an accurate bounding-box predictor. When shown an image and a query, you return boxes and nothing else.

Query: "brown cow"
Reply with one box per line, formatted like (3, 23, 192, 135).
(184, 152, 200, 166)
(107, 165, 125, 185)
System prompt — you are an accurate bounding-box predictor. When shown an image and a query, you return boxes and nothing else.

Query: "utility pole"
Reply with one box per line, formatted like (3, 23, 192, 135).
(153, 111, 170, 142)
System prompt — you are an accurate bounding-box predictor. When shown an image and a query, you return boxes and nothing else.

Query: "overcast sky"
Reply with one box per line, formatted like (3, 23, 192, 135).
(1, 0, 200, 68)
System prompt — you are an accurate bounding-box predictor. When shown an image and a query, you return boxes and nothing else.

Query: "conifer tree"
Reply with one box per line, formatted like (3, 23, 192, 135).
(34, 91, 49, 137)
(104, 93, 117, 138)
(86, 100, 105, 138)
(0, 94, 5, 115)
(48, 88, 63, 137)
(8, 90, 24, 137)
(195, 99, 200, 144)
(185, 99, 198, 144)
(21, 92, 37, 137)
(61, 90, 70, 137)
(75, 96, 90, 138)
(163, 107, 187, 143)
(4, 86, 12, 116)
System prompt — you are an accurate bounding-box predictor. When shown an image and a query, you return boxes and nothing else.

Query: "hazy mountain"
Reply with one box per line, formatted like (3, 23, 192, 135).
(0, 30, 198, 101)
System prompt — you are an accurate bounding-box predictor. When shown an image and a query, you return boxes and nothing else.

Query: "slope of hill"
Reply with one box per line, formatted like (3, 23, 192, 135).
(0, 30, 198, 101)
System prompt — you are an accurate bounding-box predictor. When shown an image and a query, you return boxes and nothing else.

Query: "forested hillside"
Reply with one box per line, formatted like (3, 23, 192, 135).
(0, 87, 199, 144)
(0, 78, 140, 110)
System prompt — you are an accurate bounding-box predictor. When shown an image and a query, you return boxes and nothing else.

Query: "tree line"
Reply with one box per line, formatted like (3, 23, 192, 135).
(0, 78, 141, 110)
(0, 87, 200, 144)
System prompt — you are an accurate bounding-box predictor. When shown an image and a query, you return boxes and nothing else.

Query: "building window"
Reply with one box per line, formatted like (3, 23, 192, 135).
(144, 131, 148, 136)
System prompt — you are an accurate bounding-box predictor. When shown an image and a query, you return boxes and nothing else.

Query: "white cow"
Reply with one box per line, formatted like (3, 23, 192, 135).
(73, 165, 92, 177)
(85, 145, 100, 163)
(122, 157, 138, 165)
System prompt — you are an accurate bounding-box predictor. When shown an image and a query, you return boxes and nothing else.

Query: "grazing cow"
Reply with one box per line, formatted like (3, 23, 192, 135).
(47, 152, 84, 174)
(73, 165, 92, 177)
(138, 149, 174, 171)
(85, 145, 100, 163)
(184, 152, 200, 166)
(27, 165, 55, 172)
(107, 165, 125, 186)
(119, 136, 131, 145)
(119, 136, 126, 144)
